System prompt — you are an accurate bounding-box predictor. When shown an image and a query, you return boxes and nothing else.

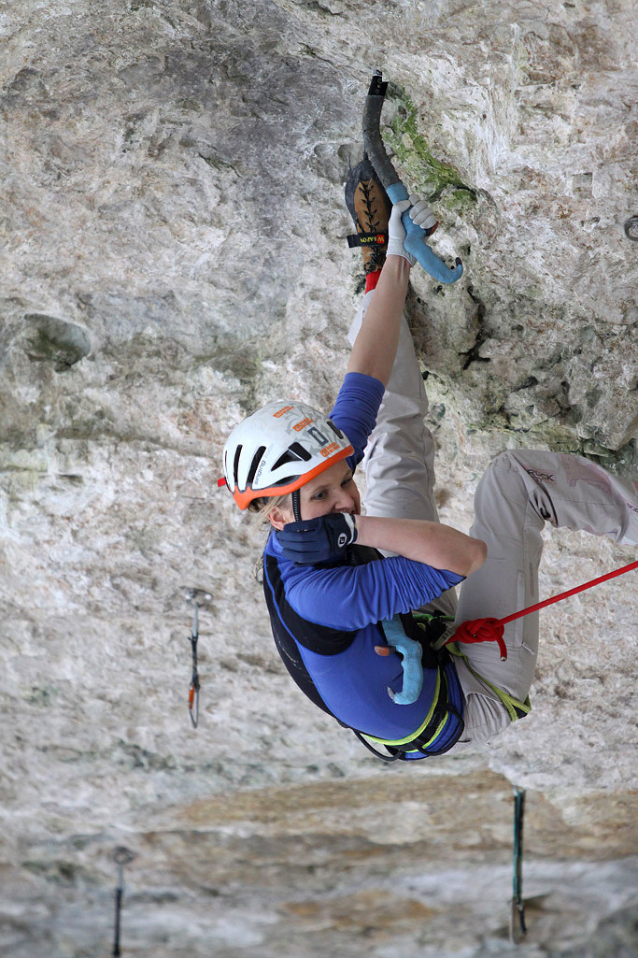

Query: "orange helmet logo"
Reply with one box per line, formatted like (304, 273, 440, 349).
(320, 442, 339, 458)
(293, 416, 313, 431)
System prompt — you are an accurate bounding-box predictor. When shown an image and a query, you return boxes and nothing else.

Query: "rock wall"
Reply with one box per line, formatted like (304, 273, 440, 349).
(0, 0, 636, 955)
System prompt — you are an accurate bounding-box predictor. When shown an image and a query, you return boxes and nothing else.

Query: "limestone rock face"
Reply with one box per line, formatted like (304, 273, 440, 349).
(0, 1, 636, 955)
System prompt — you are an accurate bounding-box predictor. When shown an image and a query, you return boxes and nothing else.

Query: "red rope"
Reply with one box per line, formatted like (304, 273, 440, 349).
(447, 559, 638, 661)
(499, 559, 638, 624)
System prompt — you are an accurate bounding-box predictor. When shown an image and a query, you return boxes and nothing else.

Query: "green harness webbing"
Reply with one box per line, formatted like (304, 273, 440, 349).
(353, 611, 530, 762)
(446, 644, 531, 722)
(413, 612, 531, 724)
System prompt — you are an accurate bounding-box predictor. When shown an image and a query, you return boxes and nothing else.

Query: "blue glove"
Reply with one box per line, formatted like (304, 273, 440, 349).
(276, 513, 358, 565)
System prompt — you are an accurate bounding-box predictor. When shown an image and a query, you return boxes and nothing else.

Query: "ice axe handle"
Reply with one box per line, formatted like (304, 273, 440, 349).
(386, 181, 463, 284)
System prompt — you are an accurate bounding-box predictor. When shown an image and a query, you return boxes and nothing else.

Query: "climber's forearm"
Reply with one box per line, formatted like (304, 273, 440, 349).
(346, 255, 411, 386)
(354, 514, 488, 578)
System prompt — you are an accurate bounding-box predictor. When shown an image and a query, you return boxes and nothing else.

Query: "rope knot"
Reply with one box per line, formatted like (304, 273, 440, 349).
(441, 560, 638, 664)
(451, 617, 508, 661)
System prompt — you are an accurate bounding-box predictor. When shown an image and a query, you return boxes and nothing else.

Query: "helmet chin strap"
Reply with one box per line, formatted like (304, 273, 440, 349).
(292, 489, 302, 523)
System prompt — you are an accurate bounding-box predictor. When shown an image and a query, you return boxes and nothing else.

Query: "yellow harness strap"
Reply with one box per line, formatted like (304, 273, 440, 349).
(446, 644, 531, 722)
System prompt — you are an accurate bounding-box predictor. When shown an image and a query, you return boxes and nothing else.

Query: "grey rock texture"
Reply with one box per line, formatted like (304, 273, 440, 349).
(0, 0, 637, 955)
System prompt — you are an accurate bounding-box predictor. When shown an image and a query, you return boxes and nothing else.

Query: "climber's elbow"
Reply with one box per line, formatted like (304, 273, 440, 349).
(465, 538, 488, 577)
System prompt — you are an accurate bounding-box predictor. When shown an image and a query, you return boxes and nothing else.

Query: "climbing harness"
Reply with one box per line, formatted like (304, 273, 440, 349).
(346, 611, 466, 762)
(433, 558, 638, 658)
(382, 614, 424, 704)
(184, 589, 211, 728)
(362, 71, 464, 284)
(362, 559, 638, 758)
(350, 656, 466, 763)
(264, 538, 465, 764)
(112, 846, 136, 957)
(510, 787, 527, 944)
(450, 642, 531, 722)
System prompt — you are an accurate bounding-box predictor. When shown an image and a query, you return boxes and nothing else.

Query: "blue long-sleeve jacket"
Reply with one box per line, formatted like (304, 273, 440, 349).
(262, 373, 465, 754)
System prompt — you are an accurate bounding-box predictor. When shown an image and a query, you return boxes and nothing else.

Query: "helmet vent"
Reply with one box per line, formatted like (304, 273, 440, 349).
(327, 419, 345, 439)
(272, 442, 312, 471)
(247, 446, 267, 485)
(232, 445, 242, 486)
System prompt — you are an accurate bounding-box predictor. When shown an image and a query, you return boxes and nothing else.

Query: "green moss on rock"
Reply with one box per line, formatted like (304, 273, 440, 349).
(384, 84, 476, 208)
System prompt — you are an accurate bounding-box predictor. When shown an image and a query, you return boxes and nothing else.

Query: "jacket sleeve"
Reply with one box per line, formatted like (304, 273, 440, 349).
(282, 555, 464, 631)
(329, 372, 385, 467)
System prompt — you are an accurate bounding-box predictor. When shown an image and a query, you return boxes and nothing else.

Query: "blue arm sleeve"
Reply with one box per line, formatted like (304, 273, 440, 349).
(282, 555, 464, 630)
(329, 372, 385, 467)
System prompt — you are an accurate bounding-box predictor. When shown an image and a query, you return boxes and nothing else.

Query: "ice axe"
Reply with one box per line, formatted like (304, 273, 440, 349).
(363, 71, 463, 284)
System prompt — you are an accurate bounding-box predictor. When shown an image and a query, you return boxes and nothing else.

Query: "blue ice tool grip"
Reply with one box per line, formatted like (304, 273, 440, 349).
(386, 182, 463, 285)
(383, 615, 423, 705)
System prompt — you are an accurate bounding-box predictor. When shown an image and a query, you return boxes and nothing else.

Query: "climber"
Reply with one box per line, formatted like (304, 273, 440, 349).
(219, 159, 638, 761)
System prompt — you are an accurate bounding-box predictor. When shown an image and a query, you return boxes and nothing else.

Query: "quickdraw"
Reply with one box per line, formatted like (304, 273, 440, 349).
(184, 589, 212, 728)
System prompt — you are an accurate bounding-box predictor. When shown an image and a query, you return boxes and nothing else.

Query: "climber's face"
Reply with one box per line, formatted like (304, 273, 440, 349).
(268, 460, 361, 529)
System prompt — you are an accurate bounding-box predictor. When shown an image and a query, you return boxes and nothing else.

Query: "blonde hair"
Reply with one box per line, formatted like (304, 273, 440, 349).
(249, 493, 292, 583)
(247, 492, 291, 523)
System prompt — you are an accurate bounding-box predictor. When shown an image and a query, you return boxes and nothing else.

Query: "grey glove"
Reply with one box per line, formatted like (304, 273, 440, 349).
(386, 194, 438, 265)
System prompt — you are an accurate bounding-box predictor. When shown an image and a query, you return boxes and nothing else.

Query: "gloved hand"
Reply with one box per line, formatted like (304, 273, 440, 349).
(386, 194, 438, 265)
(276, 513, 358, 565)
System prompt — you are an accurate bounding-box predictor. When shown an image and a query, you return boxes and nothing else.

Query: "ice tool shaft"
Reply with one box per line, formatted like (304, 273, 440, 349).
(363, 72, 463, 284)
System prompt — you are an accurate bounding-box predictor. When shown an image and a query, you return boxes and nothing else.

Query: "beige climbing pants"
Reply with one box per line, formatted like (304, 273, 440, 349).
(349, 292, 638, 747)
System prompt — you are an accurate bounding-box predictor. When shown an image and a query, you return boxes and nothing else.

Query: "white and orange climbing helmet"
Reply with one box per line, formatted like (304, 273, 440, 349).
(220, 400, 354, 510)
